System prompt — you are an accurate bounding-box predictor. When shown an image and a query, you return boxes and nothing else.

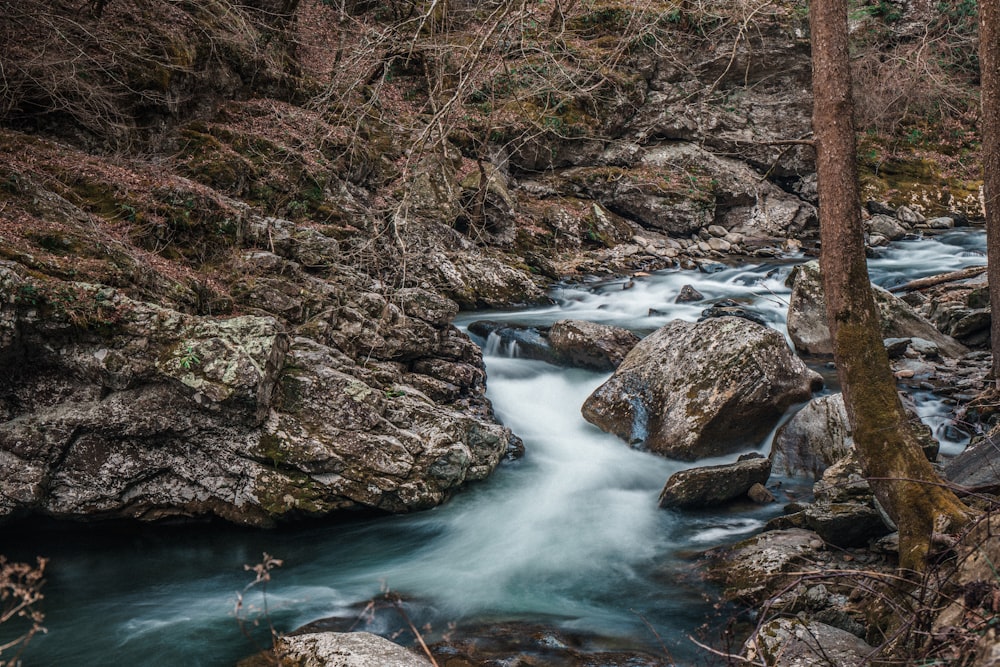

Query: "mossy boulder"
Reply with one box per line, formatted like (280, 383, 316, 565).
(582, 317, 823, 461)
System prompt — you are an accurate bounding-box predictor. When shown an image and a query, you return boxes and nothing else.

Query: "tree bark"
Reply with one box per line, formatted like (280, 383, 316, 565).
(982, 0, 1000, 383)
(809, 0, 972, 571)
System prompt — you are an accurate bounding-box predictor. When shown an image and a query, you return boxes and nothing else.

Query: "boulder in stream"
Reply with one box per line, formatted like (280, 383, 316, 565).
(786, 261, 968, 358)
(770, 392, 939, 480)
(582, 317, 822, 461)
(547, 319, 640, 371)
(658, 453, 771, 509)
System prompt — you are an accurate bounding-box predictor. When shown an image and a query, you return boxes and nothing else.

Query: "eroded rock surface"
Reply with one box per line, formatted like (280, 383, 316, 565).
(658, 454, 771, 509)
(0, 264, 518, 526)
(582, 317, 822, 460)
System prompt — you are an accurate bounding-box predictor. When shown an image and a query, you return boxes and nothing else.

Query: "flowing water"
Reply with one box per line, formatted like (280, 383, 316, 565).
(2, 230, 986, 666)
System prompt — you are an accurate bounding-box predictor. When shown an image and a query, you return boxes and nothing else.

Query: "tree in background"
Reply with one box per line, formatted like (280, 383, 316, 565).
(809, 0, 973, 571)
(982, 0, 1000, 384)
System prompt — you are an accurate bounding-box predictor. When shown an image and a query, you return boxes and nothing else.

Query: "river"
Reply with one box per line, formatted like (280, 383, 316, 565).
(1, 230, 986, 665)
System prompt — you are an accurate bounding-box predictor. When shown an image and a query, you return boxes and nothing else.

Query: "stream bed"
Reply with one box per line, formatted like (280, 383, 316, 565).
(2, 230, 986, 666)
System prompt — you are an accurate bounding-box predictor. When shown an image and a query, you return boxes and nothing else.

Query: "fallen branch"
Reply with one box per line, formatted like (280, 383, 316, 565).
(888, 265, 987, 293)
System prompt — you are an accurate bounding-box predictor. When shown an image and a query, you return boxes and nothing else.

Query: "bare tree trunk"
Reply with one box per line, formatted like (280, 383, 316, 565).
(809, 0, 972, 571)
(982, 0, 1000, 383)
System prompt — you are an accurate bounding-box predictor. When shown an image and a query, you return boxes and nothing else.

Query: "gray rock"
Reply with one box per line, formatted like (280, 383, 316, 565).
(771, 394, 853, 479)
(547, 319, 640, 371)
(926, 216, 956, 229)
(275, 631, 432, 667)
(867, 214, 908, 240)
(658, 455, 771, 509)
(745, 618, 876, 666)
(786, 261, 968, 358)
(883, 337, 911, 358)
(705, 528, 821, 604)
(896, 205, 926, 224)
(748, 482, 776, 504)
(909, 337, 941, 357)
(675, 284, 705, 303)
(803, 502, 892, 547)
(699, 300, 770, 327)
(944, 435, 1000, 495)
(0, 266, 517, 526)
(582, 317, 822, 461)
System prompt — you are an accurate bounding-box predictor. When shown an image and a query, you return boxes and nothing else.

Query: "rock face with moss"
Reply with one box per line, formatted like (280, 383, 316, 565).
(581, 317, 823, 461)
(0, 263, 518, 526)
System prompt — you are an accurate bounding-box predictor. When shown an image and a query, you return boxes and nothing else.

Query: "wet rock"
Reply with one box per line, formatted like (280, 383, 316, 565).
(745, 618, 877, 666)
(658, 454, 771, 509)
(944, 435, 1000, 495)
(926, 216, 956, 230)
(748, 482, 776, 504)
(699, 299, 769, 327)
(547, 319, 640, 371)
(867, 214, 908, 241)
(704, 528, 821, 604)
(698, 262, 727, 274)
(786, 261, 968, 358)
(428, 621, 670, 667)
(803, 502, 892, 547)
(582, 317, 822, 461)
(675, 284, 704, 303)
(275, 631, 432, 667)
(770, 394, 852, 479)
(466, 320, 553, 362)
(468, 319, 639, 372)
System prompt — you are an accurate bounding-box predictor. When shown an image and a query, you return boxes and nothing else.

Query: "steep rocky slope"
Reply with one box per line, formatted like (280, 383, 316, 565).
(0, 0, 983, 525)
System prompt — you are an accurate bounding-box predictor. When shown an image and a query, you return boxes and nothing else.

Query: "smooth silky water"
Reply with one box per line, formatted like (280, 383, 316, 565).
(2, 230, 985, 665)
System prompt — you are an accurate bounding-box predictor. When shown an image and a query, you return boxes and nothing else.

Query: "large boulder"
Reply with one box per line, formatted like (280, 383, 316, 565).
(547, 319, 640, 371)
(582, 317, 822, 461)
(658, 454, 771, 509)
(786, 261, 968, 358)
(275, 631, 432, 667)
(771, 393, 939, 480)
(770, 394, 852, 479)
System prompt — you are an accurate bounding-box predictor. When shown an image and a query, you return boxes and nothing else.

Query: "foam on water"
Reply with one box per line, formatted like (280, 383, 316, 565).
(8, 230, 985, 666)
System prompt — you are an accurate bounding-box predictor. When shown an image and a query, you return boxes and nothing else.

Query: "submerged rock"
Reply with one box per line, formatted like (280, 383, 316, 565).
(658, 454, 771, 509)
(786, 261, 967, 358)
(582, 317, 822, 461)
